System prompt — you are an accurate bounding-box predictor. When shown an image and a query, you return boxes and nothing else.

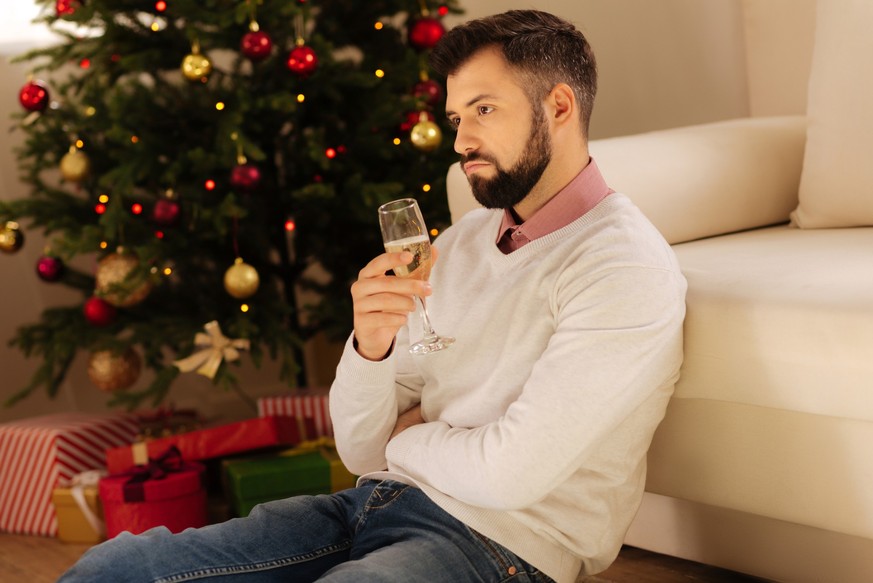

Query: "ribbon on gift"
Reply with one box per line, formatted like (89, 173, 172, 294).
(172, 321, 250, 379)
(121, 445, 187, 503)
(66, 470, 108, 537)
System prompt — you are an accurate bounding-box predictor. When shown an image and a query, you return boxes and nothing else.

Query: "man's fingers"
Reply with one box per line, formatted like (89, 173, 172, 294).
(359, 251, 413, 279)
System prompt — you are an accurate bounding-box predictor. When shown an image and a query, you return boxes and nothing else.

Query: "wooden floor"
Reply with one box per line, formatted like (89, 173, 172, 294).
(0, 533, 768, 582)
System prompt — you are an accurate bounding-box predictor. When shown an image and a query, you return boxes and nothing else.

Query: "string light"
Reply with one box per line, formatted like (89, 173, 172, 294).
(375, 69, 385, 78)
(393, 138, 402, 145)
(422, 183, 431, 192)
(155, 0, 167, 11)
(99, 241, 108, 249)
(430, 228, 439, 237)
(374, 21, 384, 30)
(205, 179, 216, 190)
(297, 94, 305, 103)
(95, 203, 106, 214)
(155, 230, 165, 239)
(98, 194, 109, 203)
(131, 203, 143, 215)
(325, 147, 337, 159)
(240, 304, 250, 313)
(215, 101, 225, 110)
(284, 218, 296, 232)
(75, 139, 85, 148)
(79, 58, 90, 69)
(163, 267, 172, 276)
(130, 135, 139, 143)
(438, 5, 449, 16)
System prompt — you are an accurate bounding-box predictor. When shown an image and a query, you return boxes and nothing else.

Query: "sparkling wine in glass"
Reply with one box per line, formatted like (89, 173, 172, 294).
(378, 198, 455, 354)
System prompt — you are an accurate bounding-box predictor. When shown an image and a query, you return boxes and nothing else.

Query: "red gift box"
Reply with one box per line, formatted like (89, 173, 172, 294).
(0, 413, 139, 536)
(106, 415, 304, 474)
(100, 448, 207, 538)
(257, 389, 333, 438)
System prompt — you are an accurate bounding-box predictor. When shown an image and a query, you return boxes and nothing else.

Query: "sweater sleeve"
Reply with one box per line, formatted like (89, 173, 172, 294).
(329, 332, 425, 476)
(384, 264, 686, 510)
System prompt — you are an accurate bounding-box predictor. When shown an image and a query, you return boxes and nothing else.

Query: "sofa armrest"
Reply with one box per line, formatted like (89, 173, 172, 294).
(447, 116, 807, 244)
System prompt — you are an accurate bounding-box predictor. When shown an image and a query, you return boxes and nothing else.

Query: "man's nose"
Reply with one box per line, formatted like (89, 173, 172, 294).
(453, 121, 479, 155)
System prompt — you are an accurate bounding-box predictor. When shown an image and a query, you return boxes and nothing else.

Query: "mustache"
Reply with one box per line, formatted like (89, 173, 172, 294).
(460, 151, 499, 167)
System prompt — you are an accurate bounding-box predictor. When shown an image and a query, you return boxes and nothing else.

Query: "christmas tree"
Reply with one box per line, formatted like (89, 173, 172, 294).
(1, 0, 461, 410)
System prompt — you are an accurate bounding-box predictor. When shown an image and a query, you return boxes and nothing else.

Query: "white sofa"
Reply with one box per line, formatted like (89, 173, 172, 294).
(446, 1, 873, 581)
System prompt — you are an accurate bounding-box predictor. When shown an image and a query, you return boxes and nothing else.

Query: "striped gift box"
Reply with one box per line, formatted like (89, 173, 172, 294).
(0, 413, 139, 536)
(257, 390, 333, 438)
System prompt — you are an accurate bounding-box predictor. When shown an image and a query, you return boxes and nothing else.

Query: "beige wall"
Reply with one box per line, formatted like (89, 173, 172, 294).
(445, 0, 751, 139)
(1, 0, 814, 422)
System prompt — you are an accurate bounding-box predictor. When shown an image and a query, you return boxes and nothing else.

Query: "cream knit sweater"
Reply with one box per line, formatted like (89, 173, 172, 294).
(330, 193, 687, 582)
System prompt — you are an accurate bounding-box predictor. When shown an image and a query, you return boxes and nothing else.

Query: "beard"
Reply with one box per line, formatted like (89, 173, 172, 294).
(463, 108, 552, 210)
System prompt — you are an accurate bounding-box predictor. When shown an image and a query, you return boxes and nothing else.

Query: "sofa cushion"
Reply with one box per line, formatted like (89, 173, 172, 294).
(791, 0, 873, 228)
(672, 225, 873, 421)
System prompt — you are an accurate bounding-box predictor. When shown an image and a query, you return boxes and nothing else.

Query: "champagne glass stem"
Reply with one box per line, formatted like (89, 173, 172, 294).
(416, 295, 438, 341)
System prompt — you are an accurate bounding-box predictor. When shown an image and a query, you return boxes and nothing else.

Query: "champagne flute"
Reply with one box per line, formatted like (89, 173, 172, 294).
(378, 198, 455, 354)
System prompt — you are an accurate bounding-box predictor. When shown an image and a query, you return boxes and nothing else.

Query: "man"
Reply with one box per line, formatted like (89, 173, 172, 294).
(60, 10, 685, 583)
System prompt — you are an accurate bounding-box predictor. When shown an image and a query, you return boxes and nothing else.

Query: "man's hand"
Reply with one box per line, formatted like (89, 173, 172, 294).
(351, 251, 433, 361)
(390, 404, 424, 440)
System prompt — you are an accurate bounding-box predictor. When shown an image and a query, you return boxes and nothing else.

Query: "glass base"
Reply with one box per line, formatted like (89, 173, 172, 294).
(408, 335, 455, 355)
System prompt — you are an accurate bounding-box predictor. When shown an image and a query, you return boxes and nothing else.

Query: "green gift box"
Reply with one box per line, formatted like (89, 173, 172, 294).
(224, 438, 356, 517)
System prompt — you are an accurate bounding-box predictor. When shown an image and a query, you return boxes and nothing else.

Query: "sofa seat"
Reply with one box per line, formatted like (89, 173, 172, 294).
(647, 225, 873, 540)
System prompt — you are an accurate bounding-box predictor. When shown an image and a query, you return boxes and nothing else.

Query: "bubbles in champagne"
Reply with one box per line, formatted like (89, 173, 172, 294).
(384, 235, 432, 280)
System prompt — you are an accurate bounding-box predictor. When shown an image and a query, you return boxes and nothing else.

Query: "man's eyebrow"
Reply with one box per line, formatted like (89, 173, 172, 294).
(445, 94, 497, 118)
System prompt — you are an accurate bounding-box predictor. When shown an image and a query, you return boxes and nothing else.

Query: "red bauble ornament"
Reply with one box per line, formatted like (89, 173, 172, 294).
(241, 30, 273, 61)
(286, 45, 318, 76)
(152, 198, 181, 226)
(400, 110, 435, 132)
(413, 79, 444, 107)
(409, 17, 445, 50)
(83, 296, 117, 327)
(19, 81, 50, 112)
(36, 255, 64, 282)
(56, 0, 79, 17)
(230, 163, 262, 191)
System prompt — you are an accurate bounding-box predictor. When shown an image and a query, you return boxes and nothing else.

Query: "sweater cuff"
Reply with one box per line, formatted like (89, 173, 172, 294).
(336, 333, 397, 389)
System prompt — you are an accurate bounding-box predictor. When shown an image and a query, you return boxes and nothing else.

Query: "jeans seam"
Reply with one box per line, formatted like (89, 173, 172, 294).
(153, 540, 352, 582)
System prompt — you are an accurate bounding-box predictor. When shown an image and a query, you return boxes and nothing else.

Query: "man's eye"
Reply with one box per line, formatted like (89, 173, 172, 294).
(478, 106, 494, 115)
(448, 118, 460, 130)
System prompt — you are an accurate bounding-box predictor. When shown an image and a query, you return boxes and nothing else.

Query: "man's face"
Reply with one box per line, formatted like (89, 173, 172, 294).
(445, 47, 551, 211)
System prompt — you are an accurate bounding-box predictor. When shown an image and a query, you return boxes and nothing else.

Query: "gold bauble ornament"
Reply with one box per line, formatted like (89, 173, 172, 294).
(95, 248, 153, 307)
(181, 52, 212, 82)
(410, 119, 442, 152)
(0, 221, 24, 253)
(223, 257, 260, 299)
(88, 347, 142, 392)
(60, 148, 91, 182)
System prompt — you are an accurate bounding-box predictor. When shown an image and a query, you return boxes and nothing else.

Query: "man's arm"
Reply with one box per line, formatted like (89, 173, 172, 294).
(329, 251, 431, 475)
(384, 265, 686, 509)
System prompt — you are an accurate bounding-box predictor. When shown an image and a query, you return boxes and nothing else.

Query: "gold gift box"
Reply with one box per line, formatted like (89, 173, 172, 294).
(51, 487, 105, 544)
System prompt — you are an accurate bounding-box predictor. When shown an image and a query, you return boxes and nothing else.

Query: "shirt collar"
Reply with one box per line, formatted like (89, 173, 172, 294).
(496, 157, 613, 253)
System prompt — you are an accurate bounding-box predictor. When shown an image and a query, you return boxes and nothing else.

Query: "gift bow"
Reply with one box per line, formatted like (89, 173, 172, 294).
(122, 445, 187, 503)
(173, 321, 250, 379)
(66, 469, 108, 537)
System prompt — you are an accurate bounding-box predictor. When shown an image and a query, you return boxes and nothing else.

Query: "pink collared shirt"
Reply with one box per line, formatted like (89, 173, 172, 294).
(496, 158, 613, 254)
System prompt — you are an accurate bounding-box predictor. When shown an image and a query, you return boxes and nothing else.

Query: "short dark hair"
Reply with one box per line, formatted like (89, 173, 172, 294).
(429, 10, 598, 136)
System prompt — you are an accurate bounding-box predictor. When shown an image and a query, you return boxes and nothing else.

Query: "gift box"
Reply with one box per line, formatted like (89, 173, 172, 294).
(99, 447, 208, 538)
(257, 388, 333, 438)
(106, 415, 304, 474)
(0, 413, 139, 536)
(52, 471, 106, 544)
(224, 438, 356, 517)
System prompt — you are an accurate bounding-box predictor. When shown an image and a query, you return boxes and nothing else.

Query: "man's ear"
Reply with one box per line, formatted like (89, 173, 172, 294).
(548, 83, 576, 124)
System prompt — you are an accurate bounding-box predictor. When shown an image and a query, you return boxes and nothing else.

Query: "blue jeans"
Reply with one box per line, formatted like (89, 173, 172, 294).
(59, 480, 555, 582)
